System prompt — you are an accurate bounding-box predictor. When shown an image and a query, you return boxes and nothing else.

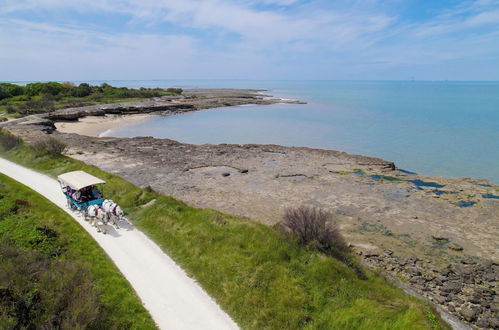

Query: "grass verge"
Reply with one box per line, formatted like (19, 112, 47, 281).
(0, 143, 450, 329)
(0, 173, 156, 329)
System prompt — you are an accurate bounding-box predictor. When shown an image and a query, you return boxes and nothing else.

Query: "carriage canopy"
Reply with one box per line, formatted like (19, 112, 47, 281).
(57, 171, 105, 191)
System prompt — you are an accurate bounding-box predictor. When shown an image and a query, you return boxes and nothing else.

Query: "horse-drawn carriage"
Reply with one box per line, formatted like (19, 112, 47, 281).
(58, 171, 127, 234)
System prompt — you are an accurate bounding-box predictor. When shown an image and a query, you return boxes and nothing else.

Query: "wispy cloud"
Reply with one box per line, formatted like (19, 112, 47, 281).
(1, 0, 498, 80)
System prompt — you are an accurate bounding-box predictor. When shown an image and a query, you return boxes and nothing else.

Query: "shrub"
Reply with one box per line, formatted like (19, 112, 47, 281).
(0, 85, 12, 100)
(0, 129, 22, 150)
(6, 105, 17, 114)
(166, 87, 183, 95)
(17, 96, 55, 114)
(25, 82, 65, 96)
(31, 137, 67, 156)
(77, 83, 92, 97)
(62, 81, 75, 88)
(0, 241, 100, 329)
(282, 206, 349, 259)
(0, 83, 25, 100)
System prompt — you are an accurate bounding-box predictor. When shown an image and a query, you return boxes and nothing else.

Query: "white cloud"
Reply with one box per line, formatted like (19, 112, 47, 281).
(1, 0, 498, 80)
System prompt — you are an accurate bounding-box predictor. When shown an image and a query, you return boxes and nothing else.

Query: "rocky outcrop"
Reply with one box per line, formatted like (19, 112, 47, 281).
(45, 89, 304, 121)
(360, 251, 498, 329)
(1, 89, 305, 124)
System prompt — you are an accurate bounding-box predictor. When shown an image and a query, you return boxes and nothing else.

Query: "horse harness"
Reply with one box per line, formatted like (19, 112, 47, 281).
(112, 203, 118, 216)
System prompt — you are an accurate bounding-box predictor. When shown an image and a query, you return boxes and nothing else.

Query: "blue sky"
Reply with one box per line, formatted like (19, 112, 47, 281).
(1, 0, 498, 80)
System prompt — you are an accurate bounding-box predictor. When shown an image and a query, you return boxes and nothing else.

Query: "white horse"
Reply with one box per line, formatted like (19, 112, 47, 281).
(85, 204, 107, 234)
(102, 199, 126, 229)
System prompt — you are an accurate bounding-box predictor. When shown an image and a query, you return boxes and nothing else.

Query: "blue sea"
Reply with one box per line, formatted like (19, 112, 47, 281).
(80, 80, 499, 184)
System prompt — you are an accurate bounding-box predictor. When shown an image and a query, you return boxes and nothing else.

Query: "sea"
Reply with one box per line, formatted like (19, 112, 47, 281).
(77, 80, 499, 184)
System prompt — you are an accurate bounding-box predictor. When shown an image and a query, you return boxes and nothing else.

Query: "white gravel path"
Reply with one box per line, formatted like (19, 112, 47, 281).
(0, 157, 239, 330)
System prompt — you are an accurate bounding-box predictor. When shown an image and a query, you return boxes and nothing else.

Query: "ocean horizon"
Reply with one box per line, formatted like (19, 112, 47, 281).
(23, 79, 498, 184)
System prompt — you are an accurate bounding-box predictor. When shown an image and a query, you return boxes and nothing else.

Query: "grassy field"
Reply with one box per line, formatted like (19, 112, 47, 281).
(0, 141, 450, 329)
(0, 174, 157, 329)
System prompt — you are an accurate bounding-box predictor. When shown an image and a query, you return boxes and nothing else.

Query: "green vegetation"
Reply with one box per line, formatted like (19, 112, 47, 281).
(31, 137, 67, 156)
(0, 139, 450, 329)
(0, 129, 22, 150)
(0, 82, 182, 117)
(0, 174, 156, 329)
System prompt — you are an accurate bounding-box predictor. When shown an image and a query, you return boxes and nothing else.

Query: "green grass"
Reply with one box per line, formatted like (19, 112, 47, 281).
(0, 143, 450, 329)
(0, 174, 156, 329)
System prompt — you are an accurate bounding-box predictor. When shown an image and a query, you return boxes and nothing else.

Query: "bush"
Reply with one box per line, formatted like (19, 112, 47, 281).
(282, 206, 349, 259)
(166, 87, 183, 95)
(0, 129, 22, 150)
(25, 82, 67, 97)
(0, 85, 12, 100)
(17, 96, 55, 114)
(6, 105, 17, 114)
(0, 241, 100, 329)
(0, 83, 25, 100)
(31, 137, 66, 156)
(62, 82, 75, 88)
(73, 83, 92, 97)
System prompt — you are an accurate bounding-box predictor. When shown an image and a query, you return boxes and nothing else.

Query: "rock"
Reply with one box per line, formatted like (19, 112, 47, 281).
(222, 172, 230, 177)
(470, 305, 482, 314)
(239, 169, 249, 173)
(439, 291, 449, 297)
(468, 296, 481, 305)
(489, 316, 499, 329)
(459, 306, 477, 322)
(441, 282, 462, 294)
(407, 267, 421, 276)
(460, 258, 476, 265)
(439, 267, 452, 276)
(448, 243, 464, 251)
(482, 271, 497, 282)
(432, 235, 450, 241)
(476, 317, 491, 329)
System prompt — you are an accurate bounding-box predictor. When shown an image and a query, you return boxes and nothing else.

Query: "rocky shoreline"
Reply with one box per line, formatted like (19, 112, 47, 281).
(360, 250, 498, 329)
(0, 88, 304, 132)
(2, 89, 498, 329)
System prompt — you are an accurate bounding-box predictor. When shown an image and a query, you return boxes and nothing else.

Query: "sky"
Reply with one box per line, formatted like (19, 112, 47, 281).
(1, 0, 499, 81)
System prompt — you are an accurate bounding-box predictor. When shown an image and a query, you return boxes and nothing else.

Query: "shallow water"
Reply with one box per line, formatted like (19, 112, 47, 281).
(88, 80, 499, 184)
(455, 201, 477, 207)
(409, 179, 445, 189)
(482, 194, 499, 199)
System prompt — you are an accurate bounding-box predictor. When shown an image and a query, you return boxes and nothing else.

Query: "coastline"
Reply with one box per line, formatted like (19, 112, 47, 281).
(2, 88, 498, 329)
(55, 113, 157, 137)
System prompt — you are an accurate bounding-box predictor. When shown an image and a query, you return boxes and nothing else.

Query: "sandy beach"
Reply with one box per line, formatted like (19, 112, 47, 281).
(55, 114, 157, 137)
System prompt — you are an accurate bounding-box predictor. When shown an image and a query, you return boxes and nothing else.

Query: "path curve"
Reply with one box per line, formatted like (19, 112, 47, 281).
(0, 157, 238, 330)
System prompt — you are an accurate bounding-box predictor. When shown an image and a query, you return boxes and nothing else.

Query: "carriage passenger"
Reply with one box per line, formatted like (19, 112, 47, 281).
(80, 187, 92, 202)
(72, 190, 82, 202)
(91, 185, 102, 199)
